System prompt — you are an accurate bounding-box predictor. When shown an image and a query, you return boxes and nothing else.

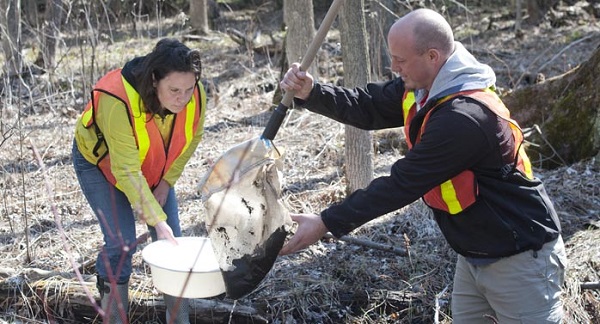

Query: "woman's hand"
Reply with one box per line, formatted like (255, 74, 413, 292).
(154, 221, 178, 245)
(153, 179, 170, 206)
(279, 213, 328, 255)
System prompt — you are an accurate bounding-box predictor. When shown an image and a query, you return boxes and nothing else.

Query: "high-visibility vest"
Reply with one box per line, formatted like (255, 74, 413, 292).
(80, 69, 204, 190)
(402, 88, 533, 214)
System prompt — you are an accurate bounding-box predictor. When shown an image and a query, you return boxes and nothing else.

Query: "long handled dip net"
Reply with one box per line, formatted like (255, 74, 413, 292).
(197, 138, 292, 299)
(198, 0, 344, 300)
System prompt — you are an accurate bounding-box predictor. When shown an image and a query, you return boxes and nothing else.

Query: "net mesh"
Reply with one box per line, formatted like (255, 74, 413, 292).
(198, 137, 292, 298)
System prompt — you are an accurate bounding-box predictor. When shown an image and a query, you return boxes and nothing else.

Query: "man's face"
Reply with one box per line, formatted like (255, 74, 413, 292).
(388, 33, 437, 91)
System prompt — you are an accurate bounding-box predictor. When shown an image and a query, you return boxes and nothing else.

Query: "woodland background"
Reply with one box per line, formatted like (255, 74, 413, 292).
(0, 0, 598, 323)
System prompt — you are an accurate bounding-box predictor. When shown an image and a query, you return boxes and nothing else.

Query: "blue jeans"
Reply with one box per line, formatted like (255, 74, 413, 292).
(72, 140, 182, 283)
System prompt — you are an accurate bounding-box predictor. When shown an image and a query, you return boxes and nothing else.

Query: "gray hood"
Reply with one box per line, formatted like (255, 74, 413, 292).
(415, 42, 496, 107)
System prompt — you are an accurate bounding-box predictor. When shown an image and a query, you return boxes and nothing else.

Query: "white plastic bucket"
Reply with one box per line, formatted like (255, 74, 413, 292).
(141, 237, 225, 298)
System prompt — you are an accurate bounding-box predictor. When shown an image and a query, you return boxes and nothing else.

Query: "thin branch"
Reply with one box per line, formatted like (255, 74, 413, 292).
(538, 33, 598, 73)
(323, 233, 408, 256)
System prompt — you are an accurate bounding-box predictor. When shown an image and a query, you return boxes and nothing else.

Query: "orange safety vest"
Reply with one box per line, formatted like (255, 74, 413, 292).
(80, 69, 203, 190)
(402, 89, 533, 214)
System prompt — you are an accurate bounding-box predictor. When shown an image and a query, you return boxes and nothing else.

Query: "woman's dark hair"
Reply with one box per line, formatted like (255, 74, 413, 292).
(133, 38, 202, 117)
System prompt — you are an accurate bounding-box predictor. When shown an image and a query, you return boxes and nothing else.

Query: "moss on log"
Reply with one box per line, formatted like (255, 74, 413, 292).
(502, 46, 600, 168)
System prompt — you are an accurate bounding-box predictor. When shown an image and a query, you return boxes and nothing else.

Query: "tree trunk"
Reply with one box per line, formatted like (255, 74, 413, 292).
(41, 0, 64, 71)
(340, 0, 374, 193)
(515, 0, 523, 32)
(0, 0, 22, 77)
(526, 0, 559, 25)
(283, 0, 316, 77)
(21, 0, 38, 29)
(502, 46, 600, 168)
(190, 0, 209, 35)
(368, 0, 395, 80)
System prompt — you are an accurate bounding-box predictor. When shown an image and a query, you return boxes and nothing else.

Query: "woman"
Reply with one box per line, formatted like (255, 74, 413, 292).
(72, 38, 206, 324)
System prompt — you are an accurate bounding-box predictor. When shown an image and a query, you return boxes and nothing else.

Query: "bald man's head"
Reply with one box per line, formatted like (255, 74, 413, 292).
(387, 9, 456, 91)
(389, 9, 455, 57)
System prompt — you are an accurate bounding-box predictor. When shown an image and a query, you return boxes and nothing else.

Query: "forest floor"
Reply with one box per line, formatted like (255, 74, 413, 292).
(0, 1, 599, 323)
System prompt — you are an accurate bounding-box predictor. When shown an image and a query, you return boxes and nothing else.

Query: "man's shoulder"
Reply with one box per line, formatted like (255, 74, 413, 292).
(445, 95, 496, 118)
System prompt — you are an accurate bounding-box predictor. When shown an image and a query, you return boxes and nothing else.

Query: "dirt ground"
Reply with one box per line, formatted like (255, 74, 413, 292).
(0, 1, 599, 323)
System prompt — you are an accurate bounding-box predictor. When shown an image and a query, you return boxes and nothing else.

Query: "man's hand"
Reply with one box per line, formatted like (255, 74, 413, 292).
(279, 63, 315, 101)
(279, 213, 329, 255)
(153, 179, 170, 206)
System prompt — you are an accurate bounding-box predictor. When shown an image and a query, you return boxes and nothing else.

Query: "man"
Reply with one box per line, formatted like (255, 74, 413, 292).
(279, 8, 566, 324)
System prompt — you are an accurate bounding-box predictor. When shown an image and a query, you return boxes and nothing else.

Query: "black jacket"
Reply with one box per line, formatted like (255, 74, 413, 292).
(297, 78, 561, 258)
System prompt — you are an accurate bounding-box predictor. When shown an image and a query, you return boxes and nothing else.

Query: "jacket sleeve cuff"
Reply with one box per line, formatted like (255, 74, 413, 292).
(292, 83, 320, 108)
(320, 207, 353, 238)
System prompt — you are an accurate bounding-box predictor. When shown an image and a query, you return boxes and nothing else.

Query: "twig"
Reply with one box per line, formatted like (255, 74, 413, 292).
(226, 28, 250, 46)
(530, 124, 568, 166)
(434, 284, 449, 324)
(372, 0, 399, 19)
(323, 233, 408, 256)
(538, 34, 598, 73)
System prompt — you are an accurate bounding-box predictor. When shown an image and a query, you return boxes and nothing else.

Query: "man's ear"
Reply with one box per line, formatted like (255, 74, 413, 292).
(427, 48, 441, 63)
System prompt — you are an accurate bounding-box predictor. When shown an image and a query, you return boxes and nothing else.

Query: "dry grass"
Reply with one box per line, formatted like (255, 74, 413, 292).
(0, 1, 599, 323)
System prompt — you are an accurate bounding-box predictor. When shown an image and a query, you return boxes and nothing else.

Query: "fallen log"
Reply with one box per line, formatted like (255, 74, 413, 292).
(0, 267, 267, 323)
(501, 43, 600, 168)
(226, 27, 283, 56)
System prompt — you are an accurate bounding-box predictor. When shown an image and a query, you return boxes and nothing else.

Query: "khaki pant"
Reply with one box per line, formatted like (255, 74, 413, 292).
(452, 237, 567, 323)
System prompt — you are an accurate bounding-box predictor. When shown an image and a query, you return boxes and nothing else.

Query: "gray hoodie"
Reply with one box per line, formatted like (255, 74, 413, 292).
(416, 42, 497, 109)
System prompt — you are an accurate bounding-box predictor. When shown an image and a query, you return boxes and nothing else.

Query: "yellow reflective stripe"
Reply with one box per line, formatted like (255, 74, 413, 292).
(182, 92, 197, 152)
(440, 180, 463, 214)
(402, 91, 415, 121)
(180, 83, 205, 152)
(134, 111, 150, 163)
(81, 106, 93, 126)
(122, 76, 150, 162)
(197, 81, 207, 129)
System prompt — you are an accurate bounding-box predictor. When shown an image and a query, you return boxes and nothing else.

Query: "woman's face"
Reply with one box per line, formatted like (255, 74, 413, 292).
(155, 71, 197, 113)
